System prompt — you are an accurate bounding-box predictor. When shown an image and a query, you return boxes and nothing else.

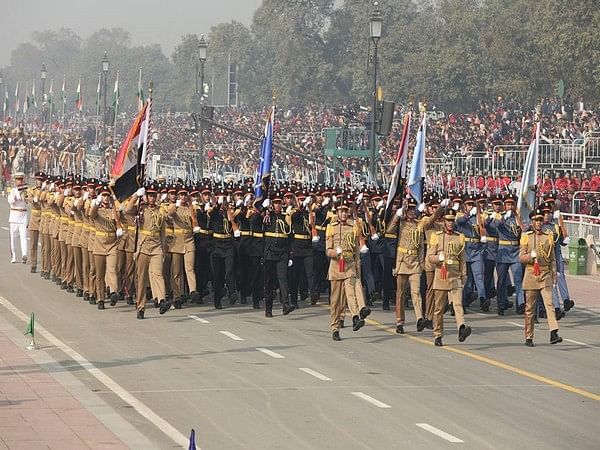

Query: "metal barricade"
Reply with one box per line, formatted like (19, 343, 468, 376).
(563, 213, 600, 243)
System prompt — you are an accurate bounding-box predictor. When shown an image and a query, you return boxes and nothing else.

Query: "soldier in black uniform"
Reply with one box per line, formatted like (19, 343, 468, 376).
(263, 191, 295, 317)
(310, 186, 332, 304)
(288, 189, 315, 309)
(193, 183, 214, 302)
(247, 192, 266, 309)
(233, 185, 253, 304)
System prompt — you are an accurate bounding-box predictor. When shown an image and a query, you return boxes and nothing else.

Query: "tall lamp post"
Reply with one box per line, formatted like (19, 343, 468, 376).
(102, 51, 109, 144)
(40, 63, 47, 125)
(197, 35, 208, 178)
(0, 72, 4, 125)
(368, 2, 383, 183)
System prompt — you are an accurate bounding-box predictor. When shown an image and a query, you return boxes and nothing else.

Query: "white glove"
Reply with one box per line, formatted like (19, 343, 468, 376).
(63, 189, 70, 196)
(288, 259, 293, 267)
(418, 203, 426, 213)
(116, 228, 123, 238)
(356, 193, 364, 204)
(360, 245, 369, 254)
(336, 246, 343, 256)
(438, 252, 445, 262)
(83, 191, 89, 201)
(441, 198, 450, 207)
(192, 200, 198, 206)
(160, 193, 167, 202)
(33, 196, 38, 203)
(452, 203, 460, 211)
(193, 226, 201, 233)
(286, 205, 293, 215)
(244, 194, 252, 207)
(175, 199, 181, 207)
(262, 199, 270, 208)
(49, 182, 55, 191)
(312, 235, 320, 243)
(70, 210, 75, 216)
(504, 210, 512, 219)
(302, 197, 311, 208)
(234, 229, 241, 238)
(530, 250, 537, 259)
(134, 187, 144, 197)
(332, 195, 337, 204)
(480, 235, 487, 243)
(41, 181, 47, 190)
(396, 207, 404, 218)
(94, 196, 102, 206)
(470, 206, 478, 216)
(371, 233, 379, 241)
(204, 202, 211, 212)
(322, 197, 330, 206)
(217, 196, 224, 205)
(563, 236, 570, 245)
(235, 199, 243, 207)
(376, 200, 384, 209)
(553, 210, 560, 220)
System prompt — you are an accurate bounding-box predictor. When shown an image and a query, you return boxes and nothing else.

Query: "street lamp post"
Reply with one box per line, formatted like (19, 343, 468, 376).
(40, 63, 47, 125)
(0, 72, 4, 125)
(369, 2, 383, 183)
(197, 35, 208, 178)
(102, 51, 109, 145)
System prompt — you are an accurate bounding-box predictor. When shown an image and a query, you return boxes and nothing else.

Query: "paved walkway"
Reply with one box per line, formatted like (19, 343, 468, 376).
(0, 331, 128, 450)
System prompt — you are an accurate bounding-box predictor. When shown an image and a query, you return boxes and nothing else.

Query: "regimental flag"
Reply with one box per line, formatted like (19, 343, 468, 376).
(110, 99, 151, 201)
(254, 105, 274, 202)
(31, 81, 37, 110)
(61, 75, 66, 105)
(136, 67, 144, 111)
(75, 76, 82, 111)
(384, 112, 411, 224)
(24, 312, 35, 337)
(14, 82, 19, 114)
(407, 116, 427, 204)
(113, 71, 119, 108)
(517, 122, 540, 222)
(95, 72, 101, 116)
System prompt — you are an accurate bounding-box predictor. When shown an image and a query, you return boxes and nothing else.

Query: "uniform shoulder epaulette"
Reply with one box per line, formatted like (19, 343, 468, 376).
(326, 222, 336, 237)
(435, 230, 443, 235)
(525, 230, 534, 235)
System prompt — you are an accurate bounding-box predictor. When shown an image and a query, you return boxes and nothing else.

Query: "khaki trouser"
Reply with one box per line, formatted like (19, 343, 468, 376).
(163, 252, 173, 298)
(525, 288, 558, 340)
(59, 241, 68, 282)
(425, 271, 435, 321)
(29, 229, 39, 270)
(82, 248, 90, 294)
(88, 251, 96, 297)
(171, 251, 197, 299)
(136, 253, 165, 312)
(395, 273, 423, 325)
(66, 243, 74, 285)
(94, 253, 119, 301)
(51, 237, 61, 278)
(330, 276, 365, 332)
(122, 251, 136, 298)
(433, 289, 465, 339)
(41, 233, 51, 274)
(72, 246, 83, 291)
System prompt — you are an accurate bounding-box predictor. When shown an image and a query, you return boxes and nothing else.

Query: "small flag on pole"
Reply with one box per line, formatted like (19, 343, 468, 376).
(24, 312, 36, 350)
(96, 72, 101, 116)
(188, 428, 196, 450)
(75, 76, 82, 111)
(113, 71, 120, 108)
(136, 67, 144, 111)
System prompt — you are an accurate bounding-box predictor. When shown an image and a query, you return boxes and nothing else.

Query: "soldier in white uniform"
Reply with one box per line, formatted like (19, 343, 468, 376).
(7, 172, 29, 263)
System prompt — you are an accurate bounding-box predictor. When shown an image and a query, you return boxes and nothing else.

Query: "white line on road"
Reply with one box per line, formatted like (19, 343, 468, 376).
(1, 226, 8, 231)
(565, 338, 600, 349)
(416, 423, 464, 443)
(508, 321, 525, 328)
(351, 391, 391, 408)
(219, 331, 244, 341)
(187, 314, 210, 324)
(299, 367, 332, 381)
(256, 347, 285, 359)
(0, 295, 191, 449)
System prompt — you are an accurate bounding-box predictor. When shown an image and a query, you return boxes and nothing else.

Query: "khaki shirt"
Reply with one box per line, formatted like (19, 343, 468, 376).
(427, 231, 467, 291)
(134, 204, 166, 256)
(166, 204, 196, 254)
(26, 186, 42, 231)
(326, 219, 362, 281)
(519, 231, 556, 290)
(91, 206, 119, 256)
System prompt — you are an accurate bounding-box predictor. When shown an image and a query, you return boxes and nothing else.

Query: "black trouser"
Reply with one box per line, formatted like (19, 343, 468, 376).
(237, 253, 252, 298)
(194, 237, 213, 294)
(264, 258, 289, 313)
(383, 255, 396, 305)
(312, 249, 328, 295)
(290, 254, 314, 305)
(211, 252, 235, 306)
(248, 256, 264, 306)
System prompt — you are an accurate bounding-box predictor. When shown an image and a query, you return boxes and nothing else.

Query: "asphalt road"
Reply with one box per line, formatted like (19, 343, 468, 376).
(1, 200, 599, 449)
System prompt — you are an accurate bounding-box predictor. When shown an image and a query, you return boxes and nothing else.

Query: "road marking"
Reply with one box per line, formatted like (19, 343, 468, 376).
(577, 309, 600, 318)
(256, 347, 285, 359)
(508, 321, 524, 328)
(416, 423, 464, 443)
(0, 295, 191, 449)
(564, 338, 600, 349)
(1, 226, 8, 231)
(351, 392, 391, 408)
(187, 314, 210, 324)
(299, 367, 331, 381)
(219, 331, 244, 341)
(474, 312, 487, 317)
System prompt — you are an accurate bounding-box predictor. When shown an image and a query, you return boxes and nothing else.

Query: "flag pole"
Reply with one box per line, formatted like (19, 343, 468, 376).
(133, 81, 152, 255)
(112, 71, 119, 145)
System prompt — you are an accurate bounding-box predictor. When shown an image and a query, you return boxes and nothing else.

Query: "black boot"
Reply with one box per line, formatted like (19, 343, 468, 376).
(382, 300, 390, 311)
(434, 337, 443, 347)
(480, 298, 490, 312)
(352, 315, 365, 331)
(359, 306, 371, 320)
(395, 324, 404, 334)
(550, 329, 563, 344)
(229, 292, 238, 305)
(76, 289, 83, 298)
(83, 292, 89, 302)
(173, 298, 182, 309)
(332, 330, 341, 341)
(89, 295, 97, 305)
(416, 318, 426, 332)
(555, 308, 565, 321)
(563, 299, 575, 312)
(137, 309, 145, 320)
(525, 338, 534, 347)
(516, 303, 525, 315)
(126, 296, 134, 305)
(310, 292, 319, 305)
(159, 299, 172, 314)
(110, 292, 119, 306)
(458, 324, 472, 342)
(97, 300, 105, 310)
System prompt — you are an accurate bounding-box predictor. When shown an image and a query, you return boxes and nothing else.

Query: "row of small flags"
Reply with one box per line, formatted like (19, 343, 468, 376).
(2, 68, 145, 117)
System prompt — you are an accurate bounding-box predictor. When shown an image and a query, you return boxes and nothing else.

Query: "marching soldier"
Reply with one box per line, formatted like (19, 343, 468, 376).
(193, 183, 213, 302)
(26, 171, 45, 272)
(69, 179, 85, 297)
(519, 208, 562, 346)
(423, 193, 444, 325)
(39, 176, 53, 278)
(310, 187, 332, 304)
(427, 208, 472, 347)
(7, 172, 28, 264)
(326, 196, 371, 341)
(288, 189, 315, 309)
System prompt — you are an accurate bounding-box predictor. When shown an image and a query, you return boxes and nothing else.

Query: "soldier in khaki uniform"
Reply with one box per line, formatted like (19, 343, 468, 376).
(325, 197, 371, 341)
(26, 171, 45, 273)
(39, 176, 53, 278)
(90, 183, 122, 310)
(127, 183, 170, 319)
(519, 208, 562, 347)
(427, 208, 472, 347)
(69, 179, 85, 297)
(118, 194, 137, 305)
(386, 196, 442, 334)
(423, 193, 444, 324)
(166, 185, 201, 308)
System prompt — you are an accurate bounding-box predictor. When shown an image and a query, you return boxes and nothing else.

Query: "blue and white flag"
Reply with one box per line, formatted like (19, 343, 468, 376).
(517, 122, 539, 221)
(254, 106, 274, 202)
(407, 116, 427, 204)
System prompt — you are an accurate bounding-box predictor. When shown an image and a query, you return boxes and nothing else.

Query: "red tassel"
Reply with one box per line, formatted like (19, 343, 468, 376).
(338, 257, 345, 272)
(440, 262, 448, 281)
(533, 260, 541, 276)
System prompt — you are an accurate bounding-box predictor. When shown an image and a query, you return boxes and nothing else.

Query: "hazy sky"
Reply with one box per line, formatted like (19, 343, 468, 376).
(0, 0, 263, 66)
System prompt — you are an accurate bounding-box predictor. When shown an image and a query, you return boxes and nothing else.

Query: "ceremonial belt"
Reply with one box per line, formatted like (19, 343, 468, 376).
(213, 233, 232, 239)
(385, 233, 397, 239)
(11, 208, 27, 212)
(464, 237, 480, 243)
(293, 234, 311, 240)
(60, 217, 69, 222)
(172, 228, 192, 235)
(315, 225, 327, 231)
(499, 240, 519, 246)
(398, 247, 418, 255)
(140, 230, 159, 237)
(251, 232, 264, 238)
(265, 232, 288, 239)
(31, 209, 41, 215)
(41, 211, 51, 216)
(485, 236, 497, 241)
(95, 231, 114, 237)
(68, 219, 75, 225)
(127, 226, 137, 231)
(240, 231, 252, 236)
(196, 229, 213, 235)
(74, 223, 83, 228)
